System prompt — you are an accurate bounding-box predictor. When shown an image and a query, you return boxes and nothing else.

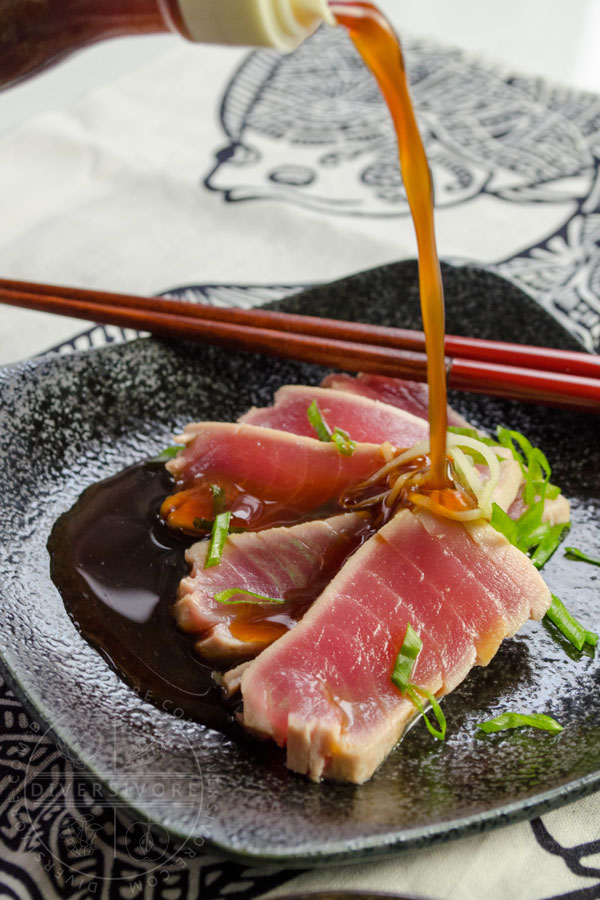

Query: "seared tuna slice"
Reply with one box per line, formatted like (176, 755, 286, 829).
(321, 372, 470, 427)
(417, 511, 551, 621)
(239, 385, 428, 448)
(162, 423, 392, 532)
(240, 509, 551, 783)
(175, 512, 369, 663)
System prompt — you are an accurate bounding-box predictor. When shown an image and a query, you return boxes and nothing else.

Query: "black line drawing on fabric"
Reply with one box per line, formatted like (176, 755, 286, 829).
(203, 27, 600, 349)
(0, 672, 299, 900)
(531, 817, 600, 899)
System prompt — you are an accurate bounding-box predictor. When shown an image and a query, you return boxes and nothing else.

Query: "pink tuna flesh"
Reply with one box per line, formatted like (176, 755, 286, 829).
(239, 385, 428, 448)
(240, 508, 551, 783)
(162, 422, 392, 532)
(321, 372, 470, 427)
(175, 512, 370, 663)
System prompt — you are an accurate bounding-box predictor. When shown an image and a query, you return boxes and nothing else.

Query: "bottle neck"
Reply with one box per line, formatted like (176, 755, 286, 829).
(166, 0, 335, 50)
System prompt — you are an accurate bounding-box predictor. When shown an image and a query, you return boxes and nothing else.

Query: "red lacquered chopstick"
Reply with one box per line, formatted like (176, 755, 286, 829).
(0, 275, 598, 380)
(0, 277, 598, 413)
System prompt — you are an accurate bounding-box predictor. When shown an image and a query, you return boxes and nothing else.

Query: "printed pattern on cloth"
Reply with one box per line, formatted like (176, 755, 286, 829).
(204, 29, 600, 350)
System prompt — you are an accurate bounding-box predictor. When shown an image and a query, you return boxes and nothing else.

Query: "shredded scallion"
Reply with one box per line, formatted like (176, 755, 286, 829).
(332, 427, 356, 456)
(564, 547, 600, 567)
(391, 623, 422, 693)
(307, 401, 355, 455)
(391, 625, 446, 740)
(307, 400, 332, 442)
(530, 523, 569, 569)
(545, 593, 598, 651)
(214, 588, 285, 605)
(407, 684, 447, 740)
(477, 712, 563, 734)
(491, 503, 519, 546)
(153, 445, 182, 461)
(193, 516, 213, 533)
(210, 483, 226, 516)
(204, 511, 231, 569)
(448, 426, 498, 447)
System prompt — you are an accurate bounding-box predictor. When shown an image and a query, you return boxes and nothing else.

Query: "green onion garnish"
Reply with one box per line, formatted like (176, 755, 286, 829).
(391, 625, 446, 740)
(204, 511, 231, 569)
(214, 588, 285, 605)
(564, 547, 600, 567)
(495, 427, 558, 507)
(332, 427, 356, 456)
(530, 523, 569, 569)
(545, 593, 598, 651)
(476, 712, 563, 734)
(210, 483, 226, 516)
(193, 517, 214, 532)
(307, 400, 332, 442)
(491, 502, 519, 547)
(448, 426, 498, 447)
(490, 494, 568, 569)
(391, 623, 422, 693)
(407, 684, 447, 740)
(153, 445, 182, 461)
(307, 401, 355, 455)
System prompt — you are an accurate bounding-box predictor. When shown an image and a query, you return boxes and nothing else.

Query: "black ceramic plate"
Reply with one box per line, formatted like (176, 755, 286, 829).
(0, 261, 599, 865)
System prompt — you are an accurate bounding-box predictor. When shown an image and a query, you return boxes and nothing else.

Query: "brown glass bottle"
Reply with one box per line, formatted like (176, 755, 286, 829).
(0, 0, 334, 90)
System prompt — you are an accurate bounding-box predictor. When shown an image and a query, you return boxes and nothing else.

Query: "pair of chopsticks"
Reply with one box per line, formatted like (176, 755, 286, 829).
(0, 276, 598, 413)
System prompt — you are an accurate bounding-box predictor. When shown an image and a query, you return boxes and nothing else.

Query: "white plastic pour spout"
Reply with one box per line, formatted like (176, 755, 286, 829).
(176, 0, 336, 50)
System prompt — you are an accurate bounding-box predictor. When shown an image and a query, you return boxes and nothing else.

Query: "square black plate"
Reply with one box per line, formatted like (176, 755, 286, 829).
(0, 261, 599, 865)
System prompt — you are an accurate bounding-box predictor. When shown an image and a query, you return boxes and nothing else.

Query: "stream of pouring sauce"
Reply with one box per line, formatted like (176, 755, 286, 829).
(332, 1, 448, 487)
(49, 3, 451, 727)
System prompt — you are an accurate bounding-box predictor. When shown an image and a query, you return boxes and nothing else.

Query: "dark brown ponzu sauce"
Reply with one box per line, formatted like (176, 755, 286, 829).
(50, 3, 453, 727)
(48, 462, 239, 731)
(48, 461, 372, 727)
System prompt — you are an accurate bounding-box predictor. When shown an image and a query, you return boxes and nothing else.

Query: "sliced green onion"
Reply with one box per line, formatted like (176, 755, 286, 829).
(564, 547, 600, 567)
(496, 426, 531, 468)
(523, 447, 551, 506)
(204, 511, 231, 569)
(531, 523, 569, 569)
(391, 625, 446, 740)
(407, 684, 447, 740)
(307, 400, 332, 442)
(448, 426, 498, 447)
(193, 516, 214, 532)
(214, 588, 285, 605)
(210, 483, 226, 516)
(515, 500, 545, 553)
(476, 712, 563, 734)
(307, 400, 356, 456)
(332, 427, 356, 456)
(495, 427, 559, 512)
(491, 502, 519, 546)
(153, 445, 182, 461)
(391, 623, 422, 693)
(545, 593, 598, 651)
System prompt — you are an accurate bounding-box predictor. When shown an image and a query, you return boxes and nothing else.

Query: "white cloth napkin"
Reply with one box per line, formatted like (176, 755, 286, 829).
(261, 793, 600, 900)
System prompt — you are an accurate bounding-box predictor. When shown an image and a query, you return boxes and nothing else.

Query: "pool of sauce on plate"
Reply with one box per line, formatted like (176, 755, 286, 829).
(50, 3, 459, 727)
(48, 461, 372, 727)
